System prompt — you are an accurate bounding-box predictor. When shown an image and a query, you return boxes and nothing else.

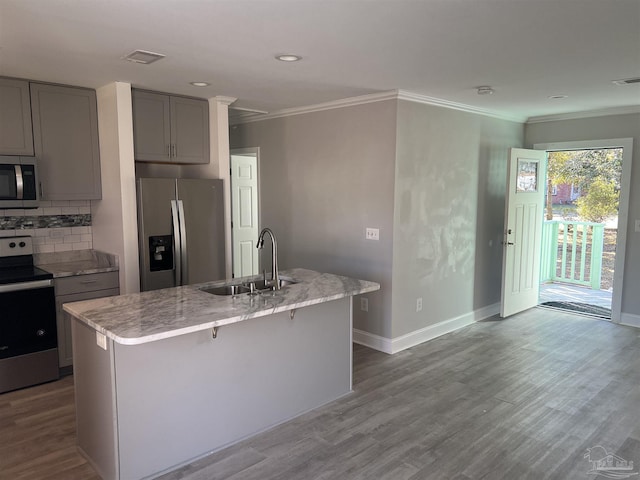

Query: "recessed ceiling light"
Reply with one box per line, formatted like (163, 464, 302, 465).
(122, 49, 166, 65)
(612, 77, 640, 85)
(548, 94, 568, 99)
(275, 54, 302, 62)
(476, 86, 494, 95)
(190, 82, 210, 87)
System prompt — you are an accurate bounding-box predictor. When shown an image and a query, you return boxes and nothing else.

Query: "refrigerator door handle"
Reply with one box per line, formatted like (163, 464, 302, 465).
(171, 200, 182, 286)
(177, 199, 188, 285)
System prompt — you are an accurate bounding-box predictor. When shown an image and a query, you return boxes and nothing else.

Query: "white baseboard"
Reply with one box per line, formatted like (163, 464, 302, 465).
(353, 302, 500, 355)
(352, 329, 394, 354)
(620, 312, 640, 328)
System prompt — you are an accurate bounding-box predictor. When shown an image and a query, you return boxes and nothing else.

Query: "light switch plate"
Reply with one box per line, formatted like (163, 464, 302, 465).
(636, 219, 640, 232)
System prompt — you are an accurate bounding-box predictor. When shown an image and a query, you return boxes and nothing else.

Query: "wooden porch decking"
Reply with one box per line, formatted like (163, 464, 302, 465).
(539, 282, 612, 309)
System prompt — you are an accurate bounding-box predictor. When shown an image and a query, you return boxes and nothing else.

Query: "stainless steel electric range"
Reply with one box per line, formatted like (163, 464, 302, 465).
(0, 236, 58, 394)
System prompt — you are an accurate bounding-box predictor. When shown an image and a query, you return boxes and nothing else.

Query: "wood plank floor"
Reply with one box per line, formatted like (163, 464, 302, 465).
(2, 308, 640, 479)
(0, 374, 100, 480)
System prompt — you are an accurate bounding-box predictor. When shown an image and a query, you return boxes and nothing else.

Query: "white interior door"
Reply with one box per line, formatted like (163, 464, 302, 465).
(500, 148, 547, 317)
(230, 153, 259, 278)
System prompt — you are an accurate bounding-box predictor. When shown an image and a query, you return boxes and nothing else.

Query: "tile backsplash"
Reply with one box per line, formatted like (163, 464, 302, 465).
(0, 200, 92, 253)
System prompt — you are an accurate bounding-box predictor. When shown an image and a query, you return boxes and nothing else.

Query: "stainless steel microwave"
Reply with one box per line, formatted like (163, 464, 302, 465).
(0, 156, 40, 208)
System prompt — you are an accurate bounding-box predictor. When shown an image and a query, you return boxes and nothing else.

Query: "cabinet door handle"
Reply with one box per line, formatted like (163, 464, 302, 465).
(39, 182, 44, 199)
(171, 144, 176, 158)
(167, 144, 171, 158)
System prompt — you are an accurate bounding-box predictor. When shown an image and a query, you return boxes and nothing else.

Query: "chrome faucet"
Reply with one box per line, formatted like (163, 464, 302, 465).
(256, 227, 280, 290)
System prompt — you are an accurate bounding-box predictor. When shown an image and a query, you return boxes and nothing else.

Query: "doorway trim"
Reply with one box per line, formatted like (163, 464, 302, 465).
(230, 147, 261, 278)
(533, 138, 633, 323)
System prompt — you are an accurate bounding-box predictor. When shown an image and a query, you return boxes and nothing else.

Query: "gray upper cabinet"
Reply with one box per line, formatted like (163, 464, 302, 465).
(132, 90, 171, 162)
(132, 90, 209, 164)
(0, 78, 34, 156)
(170, 96, 210, 164)
(31, 83, 102, 200)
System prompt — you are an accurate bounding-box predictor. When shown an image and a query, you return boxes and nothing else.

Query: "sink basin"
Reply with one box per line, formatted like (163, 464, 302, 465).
(252, 278, 298, 291)
(200, 277, 297, 296)
(200, 284, 249, 296)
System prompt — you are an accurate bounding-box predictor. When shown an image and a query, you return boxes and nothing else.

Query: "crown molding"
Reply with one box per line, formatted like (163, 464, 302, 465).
(526, 105, 640, 124)
(233, 91, 398, 124)
(212, 95, 237, 106)
(396, 90, 526, 123)
(233, 89, 527, 125)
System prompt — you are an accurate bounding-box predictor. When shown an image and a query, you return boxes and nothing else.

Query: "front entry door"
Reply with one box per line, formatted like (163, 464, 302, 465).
(500, 148, 547, 317)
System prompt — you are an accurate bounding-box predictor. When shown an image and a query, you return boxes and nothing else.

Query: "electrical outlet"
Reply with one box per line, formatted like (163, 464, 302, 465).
(416, 297, 423, 312)
(365, 228, 380, 241)
(96, 332, 107, 350)
(360, 297, 369, 312)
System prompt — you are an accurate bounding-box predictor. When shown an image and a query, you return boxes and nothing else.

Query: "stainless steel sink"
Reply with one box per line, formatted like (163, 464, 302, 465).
(200, 277, 297, 296)
(200, 284, 249, 296)
(252, 278, 298, 291)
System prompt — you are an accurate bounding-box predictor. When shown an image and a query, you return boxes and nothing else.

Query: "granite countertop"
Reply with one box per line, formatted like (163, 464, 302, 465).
(36, 249, 119, 277)
(63, 268, 380, 346)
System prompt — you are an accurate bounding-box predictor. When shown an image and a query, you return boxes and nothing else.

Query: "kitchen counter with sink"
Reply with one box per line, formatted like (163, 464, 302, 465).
(64, 268, 378, 344)
(64, 268, 379, 480)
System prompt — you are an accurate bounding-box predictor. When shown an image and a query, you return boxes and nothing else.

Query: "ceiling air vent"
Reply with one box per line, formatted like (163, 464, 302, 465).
(612, 77, 640, 86)
(122, 50, 166, 65)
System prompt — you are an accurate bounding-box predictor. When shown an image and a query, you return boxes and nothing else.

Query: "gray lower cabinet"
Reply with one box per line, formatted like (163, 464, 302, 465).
(55, 272, 119, 369)
(30, 82, 102, 200)
(132, 89, 210, 164)
(0, 78, 34, 155)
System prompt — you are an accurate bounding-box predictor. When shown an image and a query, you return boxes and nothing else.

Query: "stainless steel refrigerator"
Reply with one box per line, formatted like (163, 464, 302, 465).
(136, 178, 226, 291)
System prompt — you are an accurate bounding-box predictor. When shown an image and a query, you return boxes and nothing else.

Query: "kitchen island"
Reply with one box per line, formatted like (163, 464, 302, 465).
(64, 268, 379, 480)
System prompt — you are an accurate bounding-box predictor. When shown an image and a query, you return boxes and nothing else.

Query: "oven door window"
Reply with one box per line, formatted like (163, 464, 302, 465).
(0, 165, 17, 199)
(0, 286, 57, 359)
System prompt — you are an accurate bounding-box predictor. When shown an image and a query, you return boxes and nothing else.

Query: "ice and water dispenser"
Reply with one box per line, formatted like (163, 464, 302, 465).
(148, 235, 173, 272)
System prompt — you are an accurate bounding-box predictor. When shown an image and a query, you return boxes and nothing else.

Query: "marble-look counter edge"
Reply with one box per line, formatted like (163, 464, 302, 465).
(40, 264, 119, 278)
(63, 268, 380, 346)
(37, 249, 119, 277)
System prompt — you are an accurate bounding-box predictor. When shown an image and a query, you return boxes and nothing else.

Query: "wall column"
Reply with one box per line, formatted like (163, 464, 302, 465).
(93, 82, 140, 293)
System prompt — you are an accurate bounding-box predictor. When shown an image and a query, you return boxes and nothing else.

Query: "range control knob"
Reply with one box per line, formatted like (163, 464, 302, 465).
(19, 241, 26, 247)
(9, 242, 16, 248)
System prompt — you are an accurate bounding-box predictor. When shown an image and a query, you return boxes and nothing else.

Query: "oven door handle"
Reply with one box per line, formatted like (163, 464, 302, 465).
(0, 279, 53, 293)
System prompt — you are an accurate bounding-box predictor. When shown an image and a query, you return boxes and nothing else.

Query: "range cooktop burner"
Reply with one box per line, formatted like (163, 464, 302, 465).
(0, 265, 53, 285)
(0, 236, 53, 284)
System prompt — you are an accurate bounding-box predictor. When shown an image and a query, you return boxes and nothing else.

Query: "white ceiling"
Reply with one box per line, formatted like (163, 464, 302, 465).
(1, 0, 639, 122)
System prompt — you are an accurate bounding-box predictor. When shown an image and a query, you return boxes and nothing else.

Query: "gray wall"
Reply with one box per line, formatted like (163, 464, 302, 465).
(525, 113, 640, 317)
(230, 100, 397, 337)
(392, 100, 524, 337)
